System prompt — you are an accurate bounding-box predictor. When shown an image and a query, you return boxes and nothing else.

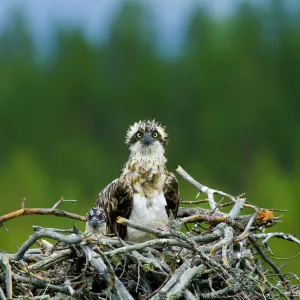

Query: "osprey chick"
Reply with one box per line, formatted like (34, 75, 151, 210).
(96, 120, 179, 242)
(85, 207, 107, 238)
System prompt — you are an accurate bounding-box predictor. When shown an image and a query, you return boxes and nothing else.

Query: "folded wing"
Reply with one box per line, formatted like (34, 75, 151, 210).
(163, 172, 179, 219)
(96, 179, 133, 239)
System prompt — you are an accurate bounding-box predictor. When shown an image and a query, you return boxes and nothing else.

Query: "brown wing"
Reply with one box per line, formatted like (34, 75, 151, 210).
(96, 178, 133, 239)
(163, 172, 179, 219)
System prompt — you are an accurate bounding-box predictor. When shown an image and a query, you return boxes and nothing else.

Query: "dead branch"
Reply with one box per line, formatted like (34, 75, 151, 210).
(28, 249, 73, 271)
(82, 245, 134, 300)
(165, 265, 204, 298)
(180, 198, 209, 204)
(52, 197, 77, 209)
(8, 228, 82, 261)
(248, 234, 295, 298)
(0, 208, 85, 227)
(11, 272, 69, 294)
(177, 206, 277, 229)
(176, 165, 257, 211)
(253, 232, 300, 245)
(117, 216, 172, 238)
(104, 238, 195, 257)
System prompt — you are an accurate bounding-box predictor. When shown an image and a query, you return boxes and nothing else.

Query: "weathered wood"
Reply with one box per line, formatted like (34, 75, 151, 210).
(82, 245, 134, 300)
(28, 249, 73, 270)
(1, 255, 12, 299)
(166, 265, 205, 299)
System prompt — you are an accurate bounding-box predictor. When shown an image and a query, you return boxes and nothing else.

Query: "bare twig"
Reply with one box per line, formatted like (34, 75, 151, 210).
(94, 247, 123, 299)
(117, 217, 172, 238)
(28, 249, 73, 270)
(228, 197, 246, 219)
(272, 252, 300, 260)
(200, 286, 236, 299)
(177, 207, 277, 229)
(151, 262, 205, 299)
(82, 244, 134, 300)
(176, 165, 237, 209)
(118, 216, 219, 248)
(248, 234, 295, 299)
(253, 232, 300, 245)
(0, 208, 85, 226)
(52, 197, 77, 209)
(180, 199, 235, 208)
(134, 250, 170, 273)
(180, 214, 245, 233)
(32, 226, 76, 234)
(181, 214, 227, 224)
(8, 229, 82, 261)
(235, 211, 259, 242)
(210, 226, 234, 264)
(180, 199, 209, 204)
(165, 265, 205, 298)
(12, 272, 69, 294)
(151, 262, 190, 299)
(105, 238, 194, 257)
(176, 165, 257, 211)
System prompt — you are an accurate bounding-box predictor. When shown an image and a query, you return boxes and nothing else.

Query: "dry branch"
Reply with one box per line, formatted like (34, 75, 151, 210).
(0, 208, 85, 227)
(82, 245, 134, 300)
(176, 165, 257, 211)
(52, 197, 77, 209)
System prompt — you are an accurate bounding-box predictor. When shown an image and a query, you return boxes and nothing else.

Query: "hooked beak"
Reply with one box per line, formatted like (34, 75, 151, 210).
(141, 133, 153, 146)
(90, 217, 102, 229)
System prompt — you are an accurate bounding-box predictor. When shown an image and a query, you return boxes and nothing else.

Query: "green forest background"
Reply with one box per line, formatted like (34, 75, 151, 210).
(0, 2, 299, 274)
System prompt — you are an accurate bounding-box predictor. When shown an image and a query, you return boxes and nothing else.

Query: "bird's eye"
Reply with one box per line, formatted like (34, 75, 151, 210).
(136, 132, 143, 139)
(152, 131, 158, 138)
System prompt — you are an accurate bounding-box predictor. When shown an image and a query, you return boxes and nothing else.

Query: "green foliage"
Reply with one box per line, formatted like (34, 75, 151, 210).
(142, 263, 155, 272)
(112, 255, 122, 268)
(0, 1, 299, 273)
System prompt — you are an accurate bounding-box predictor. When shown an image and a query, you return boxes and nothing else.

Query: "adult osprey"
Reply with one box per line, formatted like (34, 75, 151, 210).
(96, 120, 179, 242)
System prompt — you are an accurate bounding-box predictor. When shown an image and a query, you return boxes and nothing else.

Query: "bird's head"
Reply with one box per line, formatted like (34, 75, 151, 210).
(85, 207, 106, 230)
(125, 120, 168, 155)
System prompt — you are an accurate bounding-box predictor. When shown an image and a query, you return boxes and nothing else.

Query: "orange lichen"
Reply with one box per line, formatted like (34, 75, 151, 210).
(257, 209, 274, 223)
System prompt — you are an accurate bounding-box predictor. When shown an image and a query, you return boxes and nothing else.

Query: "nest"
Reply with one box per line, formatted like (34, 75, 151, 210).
(0, 167, 299, 299)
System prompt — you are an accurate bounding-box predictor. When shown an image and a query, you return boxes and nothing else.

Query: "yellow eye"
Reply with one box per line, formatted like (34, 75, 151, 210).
(136, 132, 143, 139)
(152, 131, 158, 138)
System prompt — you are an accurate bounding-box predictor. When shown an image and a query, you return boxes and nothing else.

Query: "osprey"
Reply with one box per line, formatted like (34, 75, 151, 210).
(85, 207, 107, 238)
(96, 120, 179, 242)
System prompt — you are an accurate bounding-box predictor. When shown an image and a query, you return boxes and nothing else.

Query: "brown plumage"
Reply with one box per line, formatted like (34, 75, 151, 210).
(96, 179, 133, 239)
(96, 120, 179, 242)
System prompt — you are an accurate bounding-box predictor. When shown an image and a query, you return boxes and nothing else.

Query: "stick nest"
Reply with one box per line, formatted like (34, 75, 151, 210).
(0, 167, 299, 299)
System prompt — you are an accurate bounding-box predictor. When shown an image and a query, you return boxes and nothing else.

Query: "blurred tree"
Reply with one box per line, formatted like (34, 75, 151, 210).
(0, 1, 299, 273)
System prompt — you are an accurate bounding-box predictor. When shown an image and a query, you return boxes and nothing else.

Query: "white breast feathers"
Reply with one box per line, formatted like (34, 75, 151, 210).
(121, 148, 169, 242)
(125, 192, 169, 242)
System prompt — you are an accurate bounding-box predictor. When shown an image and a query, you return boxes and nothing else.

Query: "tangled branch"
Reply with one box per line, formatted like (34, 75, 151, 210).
(0, 167, 299, 299)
